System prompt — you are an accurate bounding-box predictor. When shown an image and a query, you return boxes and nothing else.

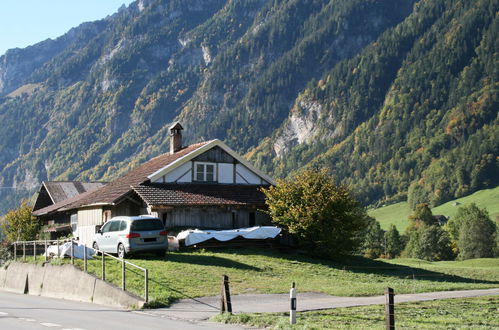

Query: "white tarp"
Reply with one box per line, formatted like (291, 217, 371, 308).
(45, 242, 95, 259)
(177, 226, 281, 246)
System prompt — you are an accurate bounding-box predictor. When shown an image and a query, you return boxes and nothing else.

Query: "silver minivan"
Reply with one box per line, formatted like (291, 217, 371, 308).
(93, 215, 168, 258)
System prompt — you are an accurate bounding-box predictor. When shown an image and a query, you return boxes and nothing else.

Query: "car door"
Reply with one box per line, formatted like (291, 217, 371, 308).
(106, 220, 122, 253)
(96, 221, 112, 252)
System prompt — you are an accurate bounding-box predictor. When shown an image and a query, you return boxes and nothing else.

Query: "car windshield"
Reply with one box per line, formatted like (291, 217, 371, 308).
(131, 219, 164, 231)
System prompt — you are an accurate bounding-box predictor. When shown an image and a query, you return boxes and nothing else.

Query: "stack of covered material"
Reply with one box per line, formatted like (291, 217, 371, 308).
(177, 226, 281, 246)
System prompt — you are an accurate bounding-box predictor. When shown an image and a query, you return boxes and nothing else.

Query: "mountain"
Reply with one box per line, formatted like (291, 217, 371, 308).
(0, 0, 497, 214)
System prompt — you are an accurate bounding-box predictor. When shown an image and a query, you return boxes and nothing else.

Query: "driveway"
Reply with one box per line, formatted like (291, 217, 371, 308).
(150, 288, 499, 322)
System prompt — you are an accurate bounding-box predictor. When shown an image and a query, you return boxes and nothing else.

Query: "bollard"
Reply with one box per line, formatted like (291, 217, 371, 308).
(385, 287, 395, 330)
(290, 282, 297, 324)
(44, 240, 48, 262)
(122, 258, 126, 291)
(14, 243, 17, 261)
(83, 245, 87, 272)
(144, 269, 149, 303)
(101, 252, 105, 281)
(33, 241, 36, 261)
(23, 242, 26, 261)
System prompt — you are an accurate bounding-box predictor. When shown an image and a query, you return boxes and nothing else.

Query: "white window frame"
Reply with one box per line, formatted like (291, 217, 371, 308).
(194, 162, 217, 182)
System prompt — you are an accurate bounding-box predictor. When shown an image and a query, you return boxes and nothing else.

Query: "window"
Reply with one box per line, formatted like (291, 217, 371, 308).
(101, 222, 112, 233)
(194, 162, 216, 182)
(131, 219, 164, 231)
(70, 214, 78, 232)
(119, 221, 127, 231)
(109, 221, 121, 232)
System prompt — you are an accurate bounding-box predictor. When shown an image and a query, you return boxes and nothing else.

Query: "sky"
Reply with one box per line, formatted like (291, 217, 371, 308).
(0, 0, 136, 56)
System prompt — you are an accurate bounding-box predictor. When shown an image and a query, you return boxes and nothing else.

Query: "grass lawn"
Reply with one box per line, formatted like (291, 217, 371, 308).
(212, 295, 499, 329)
(368, 186, 499, 232)
(62, 249, 499, 307)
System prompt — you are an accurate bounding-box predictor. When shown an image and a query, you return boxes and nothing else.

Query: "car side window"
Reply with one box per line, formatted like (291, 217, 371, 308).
(101, 222, 112, 233)
(109, 221, 121, 232)
(119, 221, 127, 231)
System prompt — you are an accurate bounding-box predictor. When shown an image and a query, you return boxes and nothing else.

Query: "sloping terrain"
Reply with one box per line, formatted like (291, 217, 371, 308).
(0, 0, 497, 213)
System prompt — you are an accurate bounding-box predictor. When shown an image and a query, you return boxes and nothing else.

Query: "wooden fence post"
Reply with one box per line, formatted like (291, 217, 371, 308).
(144, 269, 149, 303)
(220, 275, 232, 313)
(385, 287, 395, 330)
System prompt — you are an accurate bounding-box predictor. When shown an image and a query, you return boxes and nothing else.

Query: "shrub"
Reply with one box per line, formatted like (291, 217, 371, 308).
(262, 169, 369, 257)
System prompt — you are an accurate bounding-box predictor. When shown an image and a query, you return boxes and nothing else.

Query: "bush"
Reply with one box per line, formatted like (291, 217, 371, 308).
(262, 169, 370, 257)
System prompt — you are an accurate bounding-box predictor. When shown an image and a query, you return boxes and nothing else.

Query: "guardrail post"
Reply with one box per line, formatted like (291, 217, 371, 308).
(71, 240, 74, 265)
(33, 241, 36, 261)
(13, 243, 17, 261)
(101, 252, 105, 281)
(122, 258, 126, 291)
(144, 269, 148, 303)
(23, 242, 26, 261)
(385, 287, 395, 330)
(83, 245, 87, 272)
(44, 240, 47, 261)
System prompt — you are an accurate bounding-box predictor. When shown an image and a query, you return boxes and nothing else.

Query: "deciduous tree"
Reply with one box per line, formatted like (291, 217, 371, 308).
(262, 169, 369, 257)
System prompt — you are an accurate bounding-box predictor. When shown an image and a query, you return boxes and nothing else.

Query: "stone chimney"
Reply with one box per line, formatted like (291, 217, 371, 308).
(169, 122, 184, 153)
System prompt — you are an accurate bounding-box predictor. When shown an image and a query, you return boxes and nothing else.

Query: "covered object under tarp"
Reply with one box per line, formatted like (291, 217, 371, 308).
(177, 226, 281, 246)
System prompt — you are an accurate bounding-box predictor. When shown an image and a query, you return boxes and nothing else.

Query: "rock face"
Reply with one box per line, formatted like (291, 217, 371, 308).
(0, 0, 497, 213)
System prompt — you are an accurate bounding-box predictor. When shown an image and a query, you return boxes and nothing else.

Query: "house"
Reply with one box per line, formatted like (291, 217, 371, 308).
(433, 215, 449, 226)
(32, 181, 106, 238)
(32, 123, 274, 246)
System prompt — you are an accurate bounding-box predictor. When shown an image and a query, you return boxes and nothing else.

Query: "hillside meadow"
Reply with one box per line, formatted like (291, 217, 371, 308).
(62, 248, 499, 307)
(368, 186, 499, 232)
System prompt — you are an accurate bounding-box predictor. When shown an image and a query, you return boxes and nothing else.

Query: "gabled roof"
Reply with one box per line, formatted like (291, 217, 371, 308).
(32, 139, 275, 217)
(33, 141, 210, 216)
(132, 183, 267, 207)
(147, 139, 276, 185)
(43, 181, 106, 204)
(33, 181, 107, 211)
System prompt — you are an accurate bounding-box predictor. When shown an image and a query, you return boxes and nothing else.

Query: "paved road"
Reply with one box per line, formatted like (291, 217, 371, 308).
(0, 290, 240, 330)
(150, 288, 499, 322)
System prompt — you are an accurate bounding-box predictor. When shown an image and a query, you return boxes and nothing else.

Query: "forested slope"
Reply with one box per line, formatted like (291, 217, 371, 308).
(0, 0, 496, 213)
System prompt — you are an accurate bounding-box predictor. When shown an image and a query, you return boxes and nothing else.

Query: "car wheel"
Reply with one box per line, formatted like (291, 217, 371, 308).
(117, 243, 126, 259)
(93, 242, 100, 255)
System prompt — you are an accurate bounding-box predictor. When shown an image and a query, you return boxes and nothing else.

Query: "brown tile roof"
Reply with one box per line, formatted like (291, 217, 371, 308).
(132, 183, 268, 206)
(33, 141, 210, 216)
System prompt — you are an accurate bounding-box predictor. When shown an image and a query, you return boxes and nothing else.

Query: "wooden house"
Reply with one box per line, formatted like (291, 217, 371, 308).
(32, 181, 106, 238)
(33, 123, 274, 246)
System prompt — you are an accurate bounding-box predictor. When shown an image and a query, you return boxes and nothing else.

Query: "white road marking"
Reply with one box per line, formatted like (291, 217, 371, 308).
(0, 312, 8, 316)
(18, 317, 37, 322)
(133, 311, 156, 316)
(40, 322, 61, 327)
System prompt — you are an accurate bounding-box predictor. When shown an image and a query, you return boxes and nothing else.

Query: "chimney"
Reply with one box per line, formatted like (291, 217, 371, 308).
(169, 122, 184, 153)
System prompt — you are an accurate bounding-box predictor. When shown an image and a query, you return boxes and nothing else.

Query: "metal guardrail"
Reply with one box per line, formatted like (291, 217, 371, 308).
(12, 240, 149, 302)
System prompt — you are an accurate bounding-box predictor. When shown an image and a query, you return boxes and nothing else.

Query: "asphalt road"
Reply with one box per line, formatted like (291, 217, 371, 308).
(151, 288, 499, 321)
(0, 290, 240, 330)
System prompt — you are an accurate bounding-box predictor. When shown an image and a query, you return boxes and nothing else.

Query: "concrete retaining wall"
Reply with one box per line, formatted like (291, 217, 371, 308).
(1, 261, 144, 309)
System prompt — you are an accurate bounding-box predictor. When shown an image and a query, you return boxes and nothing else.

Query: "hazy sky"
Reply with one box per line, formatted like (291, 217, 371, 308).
(0, 0, 136, 56)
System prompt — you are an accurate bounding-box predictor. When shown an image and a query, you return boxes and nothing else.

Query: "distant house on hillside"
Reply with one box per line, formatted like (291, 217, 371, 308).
(32, 123, 274, 246)
(33, 181, 106, 238)
(433, 215, 449, 226)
